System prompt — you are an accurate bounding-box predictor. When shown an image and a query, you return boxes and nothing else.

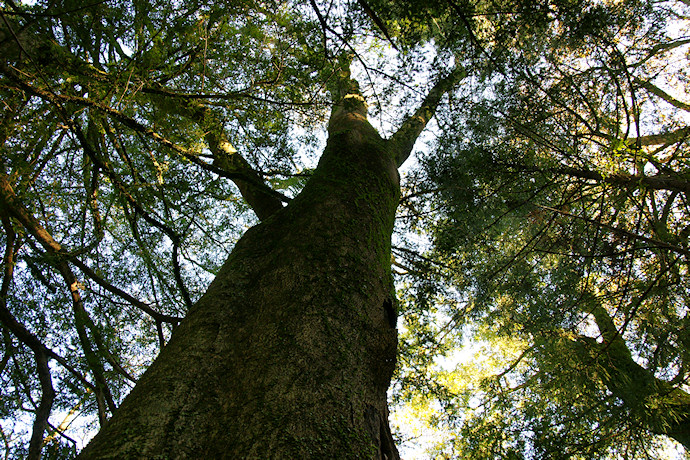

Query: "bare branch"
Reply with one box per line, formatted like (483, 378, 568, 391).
(635, 77, 690, 113)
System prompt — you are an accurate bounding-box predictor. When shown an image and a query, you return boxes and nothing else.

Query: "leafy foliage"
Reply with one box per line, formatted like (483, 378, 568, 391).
(392, 0, 690, 457)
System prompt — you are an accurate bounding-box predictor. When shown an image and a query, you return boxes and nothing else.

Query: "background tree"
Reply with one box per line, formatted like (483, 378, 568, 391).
(389, 0, 690, 457)
(1, 0, 689, 458)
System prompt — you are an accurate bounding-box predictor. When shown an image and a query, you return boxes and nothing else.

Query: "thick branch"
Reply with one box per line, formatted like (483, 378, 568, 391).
(591, 126, 690, 147)
(635, 126, 690, 147)
(565, 167, 690, 194)
(509, 162, 690, 195)
(141, 84, 288, 218)
(2, 65, 287, 219)
(572, 311, 690, 447)
(27, 351, 55, 460)
(180, 102, 285, 221)
(646, 37, 690, 57)
(388, 67, 465, 166)
(635, 78, 690, 113)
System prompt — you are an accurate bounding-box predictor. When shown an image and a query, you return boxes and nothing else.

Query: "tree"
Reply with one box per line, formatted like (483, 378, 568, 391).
(0, 0, 466, 457)
(390, 0, 690, 457)
(1, 0, 689, 458)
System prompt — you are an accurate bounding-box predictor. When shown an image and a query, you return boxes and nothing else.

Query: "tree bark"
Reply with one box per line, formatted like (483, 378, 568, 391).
(78, 78, 402, 459)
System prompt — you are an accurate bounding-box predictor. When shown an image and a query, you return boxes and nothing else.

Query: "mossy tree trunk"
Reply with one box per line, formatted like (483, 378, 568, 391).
(76, 63, 464, 458)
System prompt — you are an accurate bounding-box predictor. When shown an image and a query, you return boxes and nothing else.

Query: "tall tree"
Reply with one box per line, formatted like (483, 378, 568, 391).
(2, 0, 689, 458)
(390, 0, 690, 457)
(0, 0, 465, 457)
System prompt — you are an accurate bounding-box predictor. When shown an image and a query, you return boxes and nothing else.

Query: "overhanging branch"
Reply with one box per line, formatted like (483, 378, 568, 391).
(2, 65, 288, 221)
(0, 170, 116, 421)
(538, 205, 690, 258)
(505, 161, 690, 195)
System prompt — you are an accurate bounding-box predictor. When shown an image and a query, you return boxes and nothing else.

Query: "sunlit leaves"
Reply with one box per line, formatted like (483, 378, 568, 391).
(3, 0, 690, 457)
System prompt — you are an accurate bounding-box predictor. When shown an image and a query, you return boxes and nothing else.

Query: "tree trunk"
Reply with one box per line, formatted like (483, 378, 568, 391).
(570, 305, 690, 450)
(78, 90, 401, 458)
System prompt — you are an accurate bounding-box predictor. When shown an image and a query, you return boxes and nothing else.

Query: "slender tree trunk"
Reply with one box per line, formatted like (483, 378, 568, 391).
(78, 87, 401, 458)
(571, 305, 690, 449)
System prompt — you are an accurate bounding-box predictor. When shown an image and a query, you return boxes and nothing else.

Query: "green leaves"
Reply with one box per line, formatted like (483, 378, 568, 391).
(389, 0, 690, 456)
(0, 0, 334, 453)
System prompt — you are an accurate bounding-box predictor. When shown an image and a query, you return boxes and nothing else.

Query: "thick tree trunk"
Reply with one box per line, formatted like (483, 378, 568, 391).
(78, 92, 401, 458)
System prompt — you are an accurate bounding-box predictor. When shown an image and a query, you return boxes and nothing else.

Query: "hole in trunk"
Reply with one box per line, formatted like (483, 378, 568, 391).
(382, 299, 396, 328)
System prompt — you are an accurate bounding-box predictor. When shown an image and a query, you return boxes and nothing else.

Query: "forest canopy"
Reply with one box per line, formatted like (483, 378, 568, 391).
(1, 0, 690, 458)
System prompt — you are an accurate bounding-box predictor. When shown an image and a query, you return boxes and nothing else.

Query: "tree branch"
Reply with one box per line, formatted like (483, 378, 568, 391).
(171, 101, 286, 221)
(569, 307, 690, 447)
(70, 121, 198, 310)
(388, 67, 465, 166)
(0, 279, 93, 392)
(5, 29, 290, 221)
(635, 77, 690, 113)
(0, 214, 94, 458)
(27, 350, 54, 460)
(634, 126, 690, 147)
(0, 169, 116, 422)
(70, 258, 181, 324)
(506, 161, 690, 195)
(2, 65, 289, 213)
(355, 0, 398, 50)
(537, 205, 690, 258)
(0, 213, 54, 460)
